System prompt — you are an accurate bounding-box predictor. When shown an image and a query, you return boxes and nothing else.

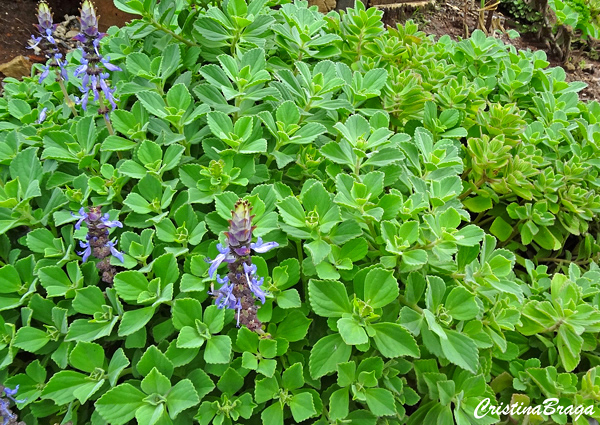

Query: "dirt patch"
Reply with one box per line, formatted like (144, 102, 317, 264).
(0, 0, 132, 66)
(387, 0, 600, 101)
(0, 0, 39, 64)
(0, 0, 81, 65)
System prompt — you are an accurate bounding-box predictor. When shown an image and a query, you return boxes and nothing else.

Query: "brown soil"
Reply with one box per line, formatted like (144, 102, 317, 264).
(0, 0, 132, 65)
(0, 0, 80, 64)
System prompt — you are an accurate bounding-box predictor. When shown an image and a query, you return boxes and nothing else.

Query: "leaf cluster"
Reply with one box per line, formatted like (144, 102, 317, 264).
(1, 0, 600, 424)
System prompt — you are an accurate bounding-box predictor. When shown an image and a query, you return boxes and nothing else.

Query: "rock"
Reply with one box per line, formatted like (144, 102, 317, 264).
(0, 56, 31, 79)
(336, 0, 354, 10)
(565, 62, 576, 71)
(65, 30, 80, 39)
(582, 63, 595, 74)
(310, 0, 336, 12)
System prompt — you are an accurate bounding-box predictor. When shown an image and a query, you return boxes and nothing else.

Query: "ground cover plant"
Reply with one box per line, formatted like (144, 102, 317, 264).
(1, 0, 600, 424)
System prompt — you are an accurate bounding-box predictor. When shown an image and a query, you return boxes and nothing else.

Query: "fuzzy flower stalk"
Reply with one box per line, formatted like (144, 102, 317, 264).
(30, 1, 77, 116)
(72, 206, 124, 284)
(73, 0, 121, 134)
(0, 384, 25, 425)
(207, 200, 278, 333)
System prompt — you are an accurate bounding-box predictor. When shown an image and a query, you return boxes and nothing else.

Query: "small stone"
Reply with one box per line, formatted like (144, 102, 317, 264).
(66, 30, 80, 39)
(0, 56, 32, 79)
(565, 62, 576, 71)
(582, 64, 595, 74)
(310, 0, 336, 12)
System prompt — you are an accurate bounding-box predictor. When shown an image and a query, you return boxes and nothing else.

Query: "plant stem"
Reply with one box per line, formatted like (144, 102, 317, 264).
(498, 221, 523, 247)
(98, 92, 122, 159)
(57, 76, 78, 116)
(459, 175, 487, 200)
(538, 256, 594, 265)
(367, 220, 378, 242)
(296, 240, 308, 295)
(149, 19, 200, 47)
(103, 113, 115, 136)
(399, 294, 423, 314)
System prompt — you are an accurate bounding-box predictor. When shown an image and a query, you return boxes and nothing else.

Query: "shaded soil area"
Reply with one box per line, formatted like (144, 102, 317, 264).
(0, 0, 79, 64)
(0, 0, 133, 66)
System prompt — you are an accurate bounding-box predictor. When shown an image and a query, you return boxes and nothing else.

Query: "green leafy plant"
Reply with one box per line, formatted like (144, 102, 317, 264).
(2, 0, 600, 424)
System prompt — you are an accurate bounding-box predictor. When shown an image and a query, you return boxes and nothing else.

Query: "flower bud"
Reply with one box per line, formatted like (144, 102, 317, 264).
(79, 0, 101, 38)
(34, 1, 57, 35)
(225, 199, 256, 250)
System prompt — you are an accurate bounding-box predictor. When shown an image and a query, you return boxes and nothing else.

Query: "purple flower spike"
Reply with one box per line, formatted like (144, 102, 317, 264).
(34, 2, 57, 34)
(78, 0, 104, 39)
(31, 1, 69, 85)
(73, 0, 120, 115)
(207, 199, 278, 333)
(70, 206, 124, 284)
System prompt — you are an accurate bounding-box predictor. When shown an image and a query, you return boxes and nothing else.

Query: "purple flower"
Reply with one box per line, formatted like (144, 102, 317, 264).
(71, 207, 88, 230)
(74, 56, 89, 77)
(249, 276, 266, 304)
(55, 53, 69, 81)
(208, 244, 234, 279)
(38, 65, 50, 84)
(99, 213, 122, 229)
(243, 262, 257, 278)
(243, 263, 266, 304)
(0, 398, 16, 424)
(73, 1, 120, 114)
(210, 278, 238, 310)
(251, 237, 279, 253)
(210, 276, 243, 326)
(77, 240, 92, 263)
(101, 56, 122, 72)
(3, 385, 25, 404)
(29, 35, 43, 49)
(37, 107, 48, 124)
(106, 240, 124, 263)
